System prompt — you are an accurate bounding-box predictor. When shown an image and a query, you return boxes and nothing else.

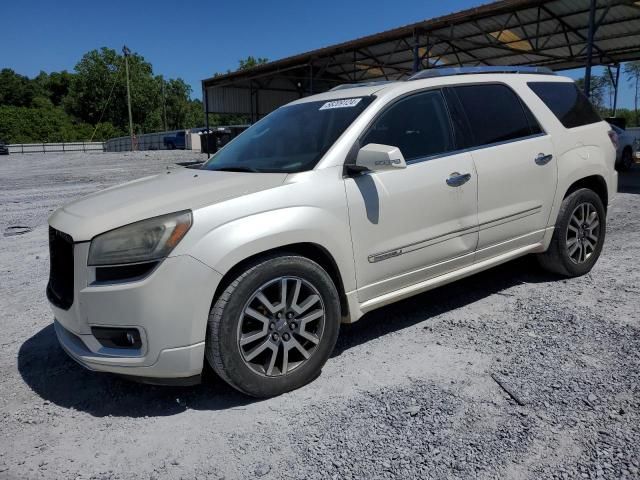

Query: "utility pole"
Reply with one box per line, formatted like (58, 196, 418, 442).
(161, 75, 168, 131)
(122, 45, 134, 151)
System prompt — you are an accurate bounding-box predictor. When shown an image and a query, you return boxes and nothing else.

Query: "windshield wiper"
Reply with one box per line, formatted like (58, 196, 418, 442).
(209, 166, 261, 173)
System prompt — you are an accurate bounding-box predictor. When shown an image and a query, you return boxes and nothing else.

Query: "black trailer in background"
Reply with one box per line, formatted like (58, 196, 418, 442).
(199, 126, 249, 156)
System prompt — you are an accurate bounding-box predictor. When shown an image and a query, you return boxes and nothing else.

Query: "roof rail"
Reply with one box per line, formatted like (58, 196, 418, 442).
(408, 66, 555, 81)
(330, 80, 396, 91)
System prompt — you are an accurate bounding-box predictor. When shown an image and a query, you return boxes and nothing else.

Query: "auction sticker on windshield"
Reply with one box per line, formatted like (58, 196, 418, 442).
(319, 98, 362, 110)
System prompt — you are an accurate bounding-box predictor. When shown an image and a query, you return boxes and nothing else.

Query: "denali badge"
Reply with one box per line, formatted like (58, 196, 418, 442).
(368, 249, 403, 263)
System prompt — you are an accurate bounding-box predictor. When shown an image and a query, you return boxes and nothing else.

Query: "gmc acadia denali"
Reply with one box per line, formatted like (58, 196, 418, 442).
(47, 67, 617, 397)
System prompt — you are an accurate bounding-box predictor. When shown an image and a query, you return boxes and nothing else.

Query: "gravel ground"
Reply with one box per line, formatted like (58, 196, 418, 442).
(0, 151, 639, 480)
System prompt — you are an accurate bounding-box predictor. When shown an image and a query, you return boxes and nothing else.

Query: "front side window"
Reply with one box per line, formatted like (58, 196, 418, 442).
(202, 97, 374, 173)
(528, 81, 601, 129)
(453, 84, 539, 147)
(361, 90, 455, 161)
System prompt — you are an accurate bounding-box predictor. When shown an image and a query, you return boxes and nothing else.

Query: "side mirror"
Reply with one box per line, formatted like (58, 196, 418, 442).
(355, 143, 407, 172)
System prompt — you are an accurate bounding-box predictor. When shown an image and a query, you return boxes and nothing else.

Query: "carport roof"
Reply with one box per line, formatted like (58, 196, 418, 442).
(203, 0, 640, 90)
(202, 0, 640, 120)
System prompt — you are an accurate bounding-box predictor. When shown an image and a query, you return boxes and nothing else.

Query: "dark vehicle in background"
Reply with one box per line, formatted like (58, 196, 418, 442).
(0, 141, 9, 155)
(163, 131, 186, 150)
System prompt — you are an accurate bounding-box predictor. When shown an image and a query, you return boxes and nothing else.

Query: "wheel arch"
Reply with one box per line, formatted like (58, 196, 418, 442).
(210, 242, 350, 321)
(543, 171, 610, 252)
(563, 174, 608, 211)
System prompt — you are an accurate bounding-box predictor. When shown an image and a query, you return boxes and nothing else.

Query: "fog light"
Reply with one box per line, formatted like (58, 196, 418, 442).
(91, 327, 142, 349)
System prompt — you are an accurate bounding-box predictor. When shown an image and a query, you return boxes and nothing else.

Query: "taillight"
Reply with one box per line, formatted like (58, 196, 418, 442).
(608, 129, 619, 150)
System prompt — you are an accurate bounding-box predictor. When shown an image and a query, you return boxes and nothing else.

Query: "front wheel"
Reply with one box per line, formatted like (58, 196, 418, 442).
(205, 255, 341, 397)
(537, 188, 606, 277)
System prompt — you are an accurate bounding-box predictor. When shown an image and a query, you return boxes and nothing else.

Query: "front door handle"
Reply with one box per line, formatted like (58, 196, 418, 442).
(446, 172, 471, 187)
(535, 153, 553, 165)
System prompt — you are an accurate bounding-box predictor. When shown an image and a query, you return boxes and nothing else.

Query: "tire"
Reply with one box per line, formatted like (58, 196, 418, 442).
(166, 142, 175, 150)
(537, 188, 606, 277)
(617, 148, 634, 172)
(205, 255, 341, 397)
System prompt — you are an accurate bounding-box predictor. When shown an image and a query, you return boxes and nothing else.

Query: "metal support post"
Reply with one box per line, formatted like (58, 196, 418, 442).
(583, 0, 597, 98)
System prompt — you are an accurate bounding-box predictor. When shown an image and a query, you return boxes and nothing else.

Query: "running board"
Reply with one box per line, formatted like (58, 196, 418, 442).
(358, 243, 541, 315)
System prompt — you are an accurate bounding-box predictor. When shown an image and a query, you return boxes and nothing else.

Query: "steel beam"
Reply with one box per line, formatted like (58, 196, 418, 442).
(608, 63, 621, 116)
(584, 0, 597, 97)
(203, 84, 211, 158)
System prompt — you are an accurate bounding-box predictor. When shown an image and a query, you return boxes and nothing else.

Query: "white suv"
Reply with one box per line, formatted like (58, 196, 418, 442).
(48, 67, 617, 397)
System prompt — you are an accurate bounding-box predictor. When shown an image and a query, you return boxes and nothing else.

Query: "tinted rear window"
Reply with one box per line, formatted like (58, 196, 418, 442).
(453, 84, 541, 148)
(528, 81, 601, 128)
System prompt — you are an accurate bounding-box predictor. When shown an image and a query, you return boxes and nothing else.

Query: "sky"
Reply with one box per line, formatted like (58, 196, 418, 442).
(0, 0, 636, 108)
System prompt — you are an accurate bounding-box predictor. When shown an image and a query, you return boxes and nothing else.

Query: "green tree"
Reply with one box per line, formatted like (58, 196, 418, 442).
(33, 70, 74, 106)
(1, 47, 223, 143)
(89, 122, 124, 141)
(163, 78, 195, 130)
(0, 69, 39, 107)
(65, 47, 161, 133)
(185, 99, 205, 129)
(238, 56, 269, 70)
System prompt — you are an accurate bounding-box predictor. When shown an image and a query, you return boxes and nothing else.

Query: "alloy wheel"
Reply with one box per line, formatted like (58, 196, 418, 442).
(237, 276, 325, 377)
(566, 202, 600, 264)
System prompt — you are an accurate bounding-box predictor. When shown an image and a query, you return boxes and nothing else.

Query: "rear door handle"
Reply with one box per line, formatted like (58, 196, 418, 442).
(446, 172, 471, 187)
(535, 153, 553, 165)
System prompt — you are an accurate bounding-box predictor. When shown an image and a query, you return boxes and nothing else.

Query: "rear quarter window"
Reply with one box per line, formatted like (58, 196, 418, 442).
(528, 81, 601, 129)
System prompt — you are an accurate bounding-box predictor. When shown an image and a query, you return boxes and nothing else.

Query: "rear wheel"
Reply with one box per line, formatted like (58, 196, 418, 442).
(538, 188, 606, 277)
(618, 147, 634, 171)
(205, 255, 340, 397)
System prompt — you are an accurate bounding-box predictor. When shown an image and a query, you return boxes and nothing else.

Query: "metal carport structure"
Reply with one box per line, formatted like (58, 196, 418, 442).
(202, 0, 640, 124)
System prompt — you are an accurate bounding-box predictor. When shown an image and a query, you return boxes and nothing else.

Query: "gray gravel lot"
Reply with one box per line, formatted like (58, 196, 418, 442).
(0, 151, 639, 480)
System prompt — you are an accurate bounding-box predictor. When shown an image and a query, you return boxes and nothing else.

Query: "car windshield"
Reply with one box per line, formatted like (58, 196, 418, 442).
(202, 97, 374, 173)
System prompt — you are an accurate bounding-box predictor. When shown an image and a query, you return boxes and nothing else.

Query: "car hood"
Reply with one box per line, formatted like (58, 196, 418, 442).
(48, 168, 288, 241)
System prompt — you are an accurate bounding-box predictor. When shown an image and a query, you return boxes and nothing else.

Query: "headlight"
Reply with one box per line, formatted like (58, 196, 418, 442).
(88, 210, 192, 266)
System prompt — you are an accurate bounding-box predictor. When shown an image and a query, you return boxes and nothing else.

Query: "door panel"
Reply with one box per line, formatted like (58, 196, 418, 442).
(449, 83, 558, 261)
(345, 152, 478, 302)
(473, 135, 557, 258)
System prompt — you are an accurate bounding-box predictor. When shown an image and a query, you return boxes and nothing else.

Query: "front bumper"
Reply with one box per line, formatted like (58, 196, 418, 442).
(49, 241, 222, 380)
(55, 319, 206, 380)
